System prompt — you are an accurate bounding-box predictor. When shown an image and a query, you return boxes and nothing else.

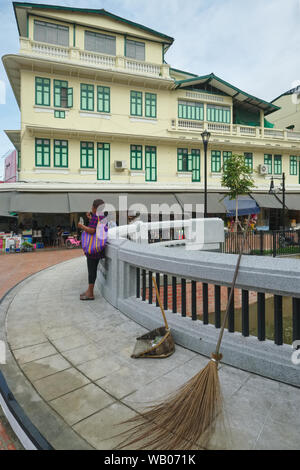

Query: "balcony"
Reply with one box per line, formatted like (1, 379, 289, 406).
(19, 37, 171, 79)
(170, 119, 300, 143)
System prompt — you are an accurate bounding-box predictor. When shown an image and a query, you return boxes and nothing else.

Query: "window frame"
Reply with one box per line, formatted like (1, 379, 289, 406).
(34, 19, 69, 47)
(290, 156, 298, 176)
(192, 149, 201, 182)
(178, 100, 204, 121)
(53, 79, 72, 108)
(274, 155, 282, 175)
(145, 93, 157, 118)
(207, 105, 231, 124)
(125, 39, 145, 61)
(84, 30, 116, 56)
(54, 139, 68, 168)
(264, 154, 273, 175)
(130, 145, 143, 171)
(177, 148, 192, 172)
(244, 152, 253, 173)
(80, 141, 94, 169)
(223, 151, 232, 172)
(35, 138, 51, 167)
(97, 143, 110, 181)
(145, 146, 157, 182)
(130, 91, 143, 116)
(97, 86, 110, 113)
(80, 83, 94, 111)
(35, 77, 51, 106)
(211, 150, 221, 173)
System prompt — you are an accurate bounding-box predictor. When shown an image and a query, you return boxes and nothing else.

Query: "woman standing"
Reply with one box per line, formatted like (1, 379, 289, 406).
(78, 199, 106, 301)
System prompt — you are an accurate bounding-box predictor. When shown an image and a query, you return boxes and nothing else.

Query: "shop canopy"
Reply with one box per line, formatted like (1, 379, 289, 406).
(175, 193, 226, 214)
(222, 196, 260, 217)
(281, 194, 300, 211)
(250, 193, 283, 210)
(10, 192, 70, 214)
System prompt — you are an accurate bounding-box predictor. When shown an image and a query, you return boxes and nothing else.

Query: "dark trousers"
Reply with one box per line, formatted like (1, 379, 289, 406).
(86, 256, 100, 285)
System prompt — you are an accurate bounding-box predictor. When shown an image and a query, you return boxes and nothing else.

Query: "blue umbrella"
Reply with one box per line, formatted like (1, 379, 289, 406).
(222, 195, 260, 217)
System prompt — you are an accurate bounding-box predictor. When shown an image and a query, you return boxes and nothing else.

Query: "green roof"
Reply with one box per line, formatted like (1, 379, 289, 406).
(13, 2, 174, 43)
(175, 73, 280, 115)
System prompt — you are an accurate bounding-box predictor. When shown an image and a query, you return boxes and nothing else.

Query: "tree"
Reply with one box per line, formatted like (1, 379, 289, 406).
(221, 154, 255, 231)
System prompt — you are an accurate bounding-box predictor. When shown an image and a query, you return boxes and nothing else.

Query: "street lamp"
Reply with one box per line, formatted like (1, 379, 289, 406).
(269, 172, 286, 229)
(201, 130, 211, 218)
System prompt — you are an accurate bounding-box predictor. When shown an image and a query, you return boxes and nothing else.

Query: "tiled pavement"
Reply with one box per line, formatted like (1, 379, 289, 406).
(0, 256, 300, 450)
(0, 249, 83, 451)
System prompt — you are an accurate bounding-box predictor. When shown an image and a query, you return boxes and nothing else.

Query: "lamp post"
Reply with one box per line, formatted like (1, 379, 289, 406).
(269, 172, 286, 229)
(201, 130, 211, 218)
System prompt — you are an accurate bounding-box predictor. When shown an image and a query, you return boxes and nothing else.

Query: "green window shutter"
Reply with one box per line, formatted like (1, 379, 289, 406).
(35, 138, 50, 167)
(274, 155, 282, 175)
(54, 80, 68, 108)
(81, 142, 94, 168)
(178, 101, 203, 121)
(192, 149, 201, 182)
(81, 84, 94, 111)
(54, 110, 65, 118)
(97, 143, 110, 180)
(264, 154, 273, 174)
(54, 140, 68, 167)
(211, 150, 221, 173)
(130, 145, 143, 170)
(97, 86, 110, 113)
(130, 91, 142, 116)
(223, 151, 232, 172)
(177, 148, 189, 172)
(244, 153, 253, 172)
(207, 105, 231, 123)
(290, 156, 298, 176)
(67, 88, 73, 108)
(35, 77, 50, 106)
(145, 146, 157, 181)
(145, 93, 157, 118)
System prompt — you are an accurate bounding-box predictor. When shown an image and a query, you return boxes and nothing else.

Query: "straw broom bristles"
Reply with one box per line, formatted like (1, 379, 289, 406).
(117, 355, 223, 450)
(116, 216, 251, 451)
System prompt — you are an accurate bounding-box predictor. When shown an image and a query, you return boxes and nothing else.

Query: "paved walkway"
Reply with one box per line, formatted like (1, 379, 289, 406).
(0, 249, 83, 451)
(0, 256, 300, 450)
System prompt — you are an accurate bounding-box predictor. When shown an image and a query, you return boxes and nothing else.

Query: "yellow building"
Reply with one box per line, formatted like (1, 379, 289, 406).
(1, 2, 300, 230)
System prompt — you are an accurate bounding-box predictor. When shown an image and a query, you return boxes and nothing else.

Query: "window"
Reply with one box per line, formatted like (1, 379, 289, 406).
(290, 156, 298, 175)
(178, 101, 204, 121)
(54, 140, 68, 167)
(35, 77, 50, 106)
(54, 110, 65, 118)
(81, 142, 94, 169)
(125, 39, 145, 61)
(192, 149, 201, 182)
(35, 139, 50, 167)
(97, 86, 110, 113)
(85, 31, 116, 55)
(54, 80, 73, 108)
(264, 154, 273, 174)
(207, 105, 231, 124)
(97, 143, 110, 180)
(130, 91, 143, 116)
(145, 146, 157, 182)
(130, 145, 143, 170)
(81, 84, 94, 111)
(211, 150, 221, 173)
(34, 20, 69, 46)
(244, 153, 253, 172)
(177, 148, 192, 172)
(274, 155, 282, 175)
(223, 151, 232, 172)
(145, 93, 157, 118)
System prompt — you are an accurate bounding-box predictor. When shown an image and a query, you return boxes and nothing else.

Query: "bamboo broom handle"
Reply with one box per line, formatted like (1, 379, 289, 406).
(214, 215, 251, 359)
(152, 276, 170, 331)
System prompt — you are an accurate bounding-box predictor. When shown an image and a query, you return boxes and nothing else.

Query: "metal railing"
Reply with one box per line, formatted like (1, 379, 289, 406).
(98, 220, 300, 386)
(223, 229, 300, 257)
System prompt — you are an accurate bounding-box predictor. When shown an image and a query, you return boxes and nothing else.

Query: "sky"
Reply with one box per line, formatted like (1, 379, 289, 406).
(0, 0, 300, 177)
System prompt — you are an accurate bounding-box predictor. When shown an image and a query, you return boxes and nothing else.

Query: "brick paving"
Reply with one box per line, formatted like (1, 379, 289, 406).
(0, 248, 84, 451)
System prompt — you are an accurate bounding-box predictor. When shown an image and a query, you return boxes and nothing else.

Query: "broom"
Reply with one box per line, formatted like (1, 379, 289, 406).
(116, 216, 251, 451)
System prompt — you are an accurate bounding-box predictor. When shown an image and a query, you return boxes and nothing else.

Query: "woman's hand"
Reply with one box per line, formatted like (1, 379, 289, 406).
(78, 222, 84, 230)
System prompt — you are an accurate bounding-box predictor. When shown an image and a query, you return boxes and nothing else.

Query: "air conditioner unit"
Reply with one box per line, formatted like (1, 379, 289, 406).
(259, 164, 269, 175)
(114, 160, 127, 170)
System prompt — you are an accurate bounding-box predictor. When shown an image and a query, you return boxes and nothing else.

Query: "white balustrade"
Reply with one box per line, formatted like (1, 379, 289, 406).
(31, 41, 69, 60)
(124, 58, 161, 76)
(79, 50, 116, 68)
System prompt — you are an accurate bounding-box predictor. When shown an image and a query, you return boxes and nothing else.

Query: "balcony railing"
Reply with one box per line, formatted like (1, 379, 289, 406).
(171, 119, 300, 142)
(19, 38, 171, 79)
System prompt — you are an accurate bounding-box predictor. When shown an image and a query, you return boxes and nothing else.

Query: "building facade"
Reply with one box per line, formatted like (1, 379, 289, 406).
(1, 2, 300, 229)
